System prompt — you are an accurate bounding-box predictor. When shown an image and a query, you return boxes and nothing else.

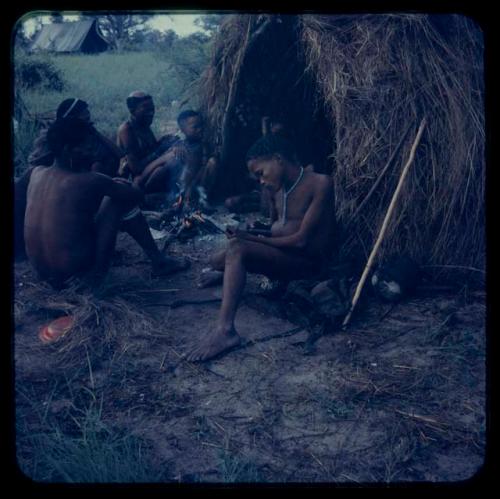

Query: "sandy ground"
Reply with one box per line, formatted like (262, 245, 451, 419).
(14, 211, 486, 484)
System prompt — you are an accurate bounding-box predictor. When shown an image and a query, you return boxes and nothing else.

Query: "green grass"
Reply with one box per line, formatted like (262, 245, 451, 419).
(16, 51, 185, 135)
(16, 381, 164, 483)
(217, 450, 262, 483)
(13, 48, 206, 175)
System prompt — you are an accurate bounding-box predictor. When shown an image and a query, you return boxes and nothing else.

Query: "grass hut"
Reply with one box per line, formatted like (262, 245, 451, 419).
(197, 14, 485, 284)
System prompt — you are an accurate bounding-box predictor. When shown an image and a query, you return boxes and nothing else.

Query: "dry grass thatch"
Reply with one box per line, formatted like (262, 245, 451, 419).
(198, 14, 485, 283)
(198, 14, 253, 147)
(301, 14, 485, 278)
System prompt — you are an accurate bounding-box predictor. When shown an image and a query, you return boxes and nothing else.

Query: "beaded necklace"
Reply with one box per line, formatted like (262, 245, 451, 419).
(281, 166, 304, 225)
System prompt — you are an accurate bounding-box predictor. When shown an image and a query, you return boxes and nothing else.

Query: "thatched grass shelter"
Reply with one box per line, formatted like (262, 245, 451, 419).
(197, 14, 485, 283)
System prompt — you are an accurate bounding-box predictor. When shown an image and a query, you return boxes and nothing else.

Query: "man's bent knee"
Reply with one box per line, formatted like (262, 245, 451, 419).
(210, 249, 226, 270)
(226, 238, 247, 261)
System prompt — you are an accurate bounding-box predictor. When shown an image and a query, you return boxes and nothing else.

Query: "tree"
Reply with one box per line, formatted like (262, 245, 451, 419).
(194, 14, 224, 36)
(49, 12, 64, 23)
(162, 29, 178, 49)
(167, 32, 212, 81)
(96, 14, 153, 51)
(14, 16, 43, 51)
(133, 28, 179, 52)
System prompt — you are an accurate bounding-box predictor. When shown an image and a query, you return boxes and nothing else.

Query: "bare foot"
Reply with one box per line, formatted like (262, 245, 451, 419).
(197, 268, 224, 288)
(152, 256, 190, 277)
(186, 328, 242, 362)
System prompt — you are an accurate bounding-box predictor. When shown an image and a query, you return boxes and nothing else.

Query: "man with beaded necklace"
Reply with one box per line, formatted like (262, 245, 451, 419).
(187, 134, 337, 362)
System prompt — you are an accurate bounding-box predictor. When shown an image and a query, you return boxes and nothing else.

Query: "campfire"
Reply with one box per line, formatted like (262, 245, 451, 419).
(158, 203, 226, 245)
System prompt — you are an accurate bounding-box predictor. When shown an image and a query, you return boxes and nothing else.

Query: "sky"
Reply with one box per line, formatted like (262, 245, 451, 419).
(148, 14, 205, 36)
(18, 12, 207, 37)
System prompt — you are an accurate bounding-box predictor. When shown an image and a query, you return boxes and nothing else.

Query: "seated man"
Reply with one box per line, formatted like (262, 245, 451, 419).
(28, 98, 123, 177)
(137, 110, 220, 210)
(187, 134, 337, 362)
(116, 91, 178, 193)
(19, 116, 188, 289)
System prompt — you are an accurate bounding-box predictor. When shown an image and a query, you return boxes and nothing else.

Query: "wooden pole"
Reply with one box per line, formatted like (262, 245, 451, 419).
(346, 123, 413, 227)
(342, 118, 427, 330)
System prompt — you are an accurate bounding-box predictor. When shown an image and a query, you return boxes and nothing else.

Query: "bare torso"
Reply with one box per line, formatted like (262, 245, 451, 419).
(117, 121, 157, 177)
(270, 170, 336, 259)
(24, 166, 112, 281)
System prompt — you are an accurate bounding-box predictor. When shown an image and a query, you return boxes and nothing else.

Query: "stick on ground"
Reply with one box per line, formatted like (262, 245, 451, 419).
(342, 118, 427, 329)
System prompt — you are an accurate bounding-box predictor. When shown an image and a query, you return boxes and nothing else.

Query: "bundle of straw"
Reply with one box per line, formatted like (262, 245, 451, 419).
(301, 14, 485, 280)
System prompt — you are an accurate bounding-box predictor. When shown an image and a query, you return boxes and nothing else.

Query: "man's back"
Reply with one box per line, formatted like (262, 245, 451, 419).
(25, 166, 110, 280)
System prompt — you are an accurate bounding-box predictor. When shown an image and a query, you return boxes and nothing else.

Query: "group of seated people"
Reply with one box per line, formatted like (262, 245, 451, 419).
(28, 92, 217, 208)
(14, 92, 337, 361)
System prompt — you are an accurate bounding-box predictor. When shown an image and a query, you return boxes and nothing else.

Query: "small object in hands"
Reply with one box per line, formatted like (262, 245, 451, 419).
(246, 228, 272, 237)
(250, 220, 271, 231)
(38, 315, 75, 344)
(371, 255, 420, 302)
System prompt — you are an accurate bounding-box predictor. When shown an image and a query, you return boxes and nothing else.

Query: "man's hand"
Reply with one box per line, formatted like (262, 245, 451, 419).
(225, 226, 248, 240)
(113, 177, 132, 185)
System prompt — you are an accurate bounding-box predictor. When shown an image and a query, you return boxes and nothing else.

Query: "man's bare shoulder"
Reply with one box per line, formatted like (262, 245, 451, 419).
(30, 165, 46, 176)
(29, 165, 56, 182)
(59, 168, 113, 186)
(308, 171, 334, 191)
(117, 121, 131, 138)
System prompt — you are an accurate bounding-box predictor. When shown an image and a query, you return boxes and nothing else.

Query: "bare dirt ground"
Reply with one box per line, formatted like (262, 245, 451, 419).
(13, 210, 486, 484)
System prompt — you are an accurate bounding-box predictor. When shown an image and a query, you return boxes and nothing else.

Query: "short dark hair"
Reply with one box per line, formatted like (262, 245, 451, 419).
(177, 110, 201, 126)
(126, 94, 152, 113)
(46, 117, 92, 162)
(56, 98, 88, 120)
(246, 134, 297, 163)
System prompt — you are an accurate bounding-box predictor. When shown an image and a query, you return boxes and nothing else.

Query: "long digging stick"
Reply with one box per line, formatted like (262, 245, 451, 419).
(342, 118, 427, 330)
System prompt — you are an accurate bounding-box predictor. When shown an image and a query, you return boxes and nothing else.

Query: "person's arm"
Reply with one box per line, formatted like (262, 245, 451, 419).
(117, 126, 144, 177)
(266, 189, 278, 223)
(134, 147, 182, 188)
(229, 178, 333, 250)
(96, 174, 144, 204)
